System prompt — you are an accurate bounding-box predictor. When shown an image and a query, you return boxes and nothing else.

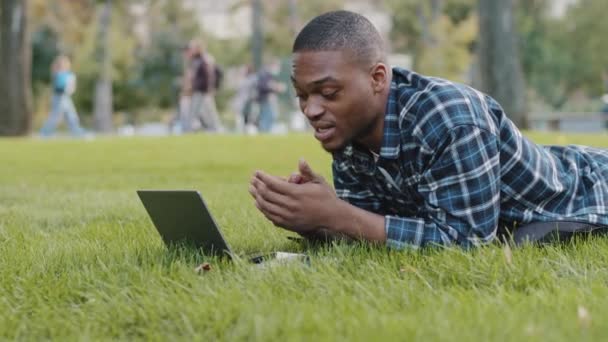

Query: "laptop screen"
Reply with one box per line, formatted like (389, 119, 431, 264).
(137, 190, 232, 257)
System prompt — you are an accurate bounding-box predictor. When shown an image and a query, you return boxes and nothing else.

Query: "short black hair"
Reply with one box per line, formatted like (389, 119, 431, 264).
(292, 10, 385, 65)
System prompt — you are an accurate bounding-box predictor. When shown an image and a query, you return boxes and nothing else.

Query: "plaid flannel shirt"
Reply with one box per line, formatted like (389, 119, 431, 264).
(332, 67, 608, 249)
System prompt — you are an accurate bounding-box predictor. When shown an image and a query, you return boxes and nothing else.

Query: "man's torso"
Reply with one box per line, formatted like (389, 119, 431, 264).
(333, 67, 608, 232)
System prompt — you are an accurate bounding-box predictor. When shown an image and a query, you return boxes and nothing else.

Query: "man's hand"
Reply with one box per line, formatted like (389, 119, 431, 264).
(249, 160, 339, 234)
(287, 158, 326, 185)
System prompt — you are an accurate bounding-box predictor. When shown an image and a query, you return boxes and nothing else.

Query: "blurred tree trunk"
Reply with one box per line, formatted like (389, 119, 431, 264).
(93, 0, 113, 133)
(288, 0, 299, 37)
(431, 0, 443, 18)
(477, 0, 527, 129)
(0, 0, 33, 136)
(251, 0, 263, 72)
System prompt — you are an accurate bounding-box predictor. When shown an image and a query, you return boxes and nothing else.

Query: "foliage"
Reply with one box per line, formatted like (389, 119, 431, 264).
(387, 0, 477, 81)
(26, 0, 608, 117)
(29, 1, 135, 115)
(518, 0, 608, 110)
(70, 3, 139, 114)
(29, 0, 202, 117)
(31, 26, 59, 88)
(518, 0, 575, 110)
(2, 133, 608, 339)
(128, 0, 201, 110)
(558, 0, 608, 96)
(415, 13, 476, 81)
(263, 0, 345, 58)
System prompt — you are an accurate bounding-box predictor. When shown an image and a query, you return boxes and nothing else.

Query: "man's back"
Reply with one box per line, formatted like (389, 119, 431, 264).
(191, 53, 211, 93)
(332, 67, 608, 248)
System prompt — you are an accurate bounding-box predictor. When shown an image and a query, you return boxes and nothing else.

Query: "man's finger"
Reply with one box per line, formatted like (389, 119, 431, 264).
(298, 159, 322, 182)
(259, 207, 287, 228)
(248, 185, 257, 199)
(253, 201, 282, 226)
(252, 177, 294, 208)
(255, 171, 295, 195)
(288, 172, 303, 184)
(253, 170, 288, 182)
(254, 196, 291, 224)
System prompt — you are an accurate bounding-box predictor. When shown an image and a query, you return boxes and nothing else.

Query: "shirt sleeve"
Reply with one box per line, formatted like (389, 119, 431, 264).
(385, 125, 501, 249)
(333, 160, 384, 215)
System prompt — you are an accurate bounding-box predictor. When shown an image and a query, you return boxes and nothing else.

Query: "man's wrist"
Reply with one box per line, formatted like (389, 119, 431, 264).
(325, 198, 348, 233)
(325, 198, 387, 242)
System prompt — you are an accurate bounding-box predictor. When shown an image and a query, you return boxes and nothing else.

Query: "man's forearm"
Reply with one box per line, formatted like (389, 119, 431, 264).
(327, 199, 387, 242)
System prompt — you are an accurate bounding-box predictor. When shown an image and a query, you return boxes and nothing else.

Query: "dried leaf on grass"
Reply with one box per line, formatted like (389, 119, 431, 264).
(194, 262, 212, 274)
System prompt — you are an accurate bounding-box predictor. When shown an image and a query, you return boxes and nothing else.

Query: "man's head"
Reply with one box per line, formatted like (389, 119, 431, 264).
(291, 10, 391, 152)
(53, 55, 71, 72)
(186, 40, 203, 58)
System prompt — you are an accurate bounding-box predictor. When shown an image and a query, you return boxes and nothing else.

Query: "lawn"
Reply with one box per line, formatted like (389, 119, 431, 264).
(1, 132, 608, 340)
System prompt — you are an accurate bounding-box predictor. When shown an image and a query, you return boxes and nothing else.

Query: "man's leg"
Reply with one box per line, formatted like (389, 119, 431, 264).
(188, 92, 204, 131)
(63, 96, 85, 136)
(201, 93, 222, 132)
(178, 95, 191, 133)
(258, 98, 273, 133)
(40, 94, 64, 136)
(510, 221, 608, 245)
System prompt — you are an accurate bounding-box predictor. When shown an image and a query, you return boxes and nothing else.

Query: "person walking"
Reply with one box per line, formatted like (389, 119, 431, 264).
(255, 60, 286, 133)
(40, 55, 86, 137)
(188, 43, 223, 132)
(601, 94, 608, 130)
(231, 65, 258, 134)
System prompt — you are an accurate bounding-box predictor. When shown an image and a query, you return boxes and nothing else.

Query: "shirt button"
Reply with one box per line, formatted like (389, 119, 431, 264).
(388, 184, 392, 189)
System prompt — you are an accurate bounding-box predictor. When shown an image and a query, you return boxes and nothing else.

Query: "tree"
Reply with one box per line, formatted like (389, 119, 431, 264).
(0, 0, 33, 136)
(477, 0, 527, 128)
(260, 0, 344, 58)
(558, 0, 608, 97)
(128, 0, 201, 110)
(93, 0, 113, 133)
(251, 0, 263, 71)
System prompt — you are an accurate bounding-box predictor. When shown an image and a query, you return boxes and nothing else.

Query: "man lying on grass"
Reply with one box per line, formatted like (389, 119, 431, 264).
(249, 10, 608, 249)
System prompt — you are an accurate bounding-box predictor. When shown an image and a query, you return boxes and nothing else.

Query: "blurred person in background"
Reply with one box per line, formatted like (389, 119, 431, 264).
(40, 55, 86, 137)
(255, 60, 287, 133)
(188, 42, 223, 133)
(231, 64, 258, 134)
(173, 44, 196, 134)
(602, 94, 608, 130)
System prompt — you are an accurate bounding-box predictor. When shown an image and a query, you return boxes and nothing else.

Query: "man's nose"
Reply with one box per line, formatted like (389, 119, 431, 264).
(303, 100, 324, 120)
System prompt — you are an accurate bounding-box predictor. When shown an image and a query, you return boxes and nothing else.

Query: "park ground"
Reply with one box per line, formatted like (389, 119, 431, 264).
(1, 132, 608, 340)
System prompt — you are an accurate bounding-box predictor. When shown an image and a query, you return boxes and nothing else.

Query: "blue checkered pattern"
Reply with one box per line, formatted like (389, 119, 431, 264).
(332, 67, 608, 249)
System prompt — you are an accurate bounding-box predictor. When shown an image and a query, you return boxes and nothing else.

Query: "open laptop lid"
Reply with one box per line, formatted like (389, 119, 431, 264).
(136, 190, 232, 257)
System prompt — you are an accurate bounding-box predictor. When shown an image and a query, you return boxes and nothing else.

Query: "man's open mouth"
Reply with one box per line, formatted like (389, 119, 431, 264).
(314, 126, 335, 142)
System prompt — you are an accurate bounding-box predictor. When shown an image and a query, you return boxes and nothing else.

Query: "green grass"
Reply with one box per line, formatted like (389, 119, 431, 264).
(2, 132, 608, 340)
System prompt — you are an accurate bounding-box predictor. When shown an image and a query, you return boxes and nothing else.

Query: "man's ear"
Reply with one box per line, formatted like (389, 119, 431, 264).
(370, 62, 390, 94)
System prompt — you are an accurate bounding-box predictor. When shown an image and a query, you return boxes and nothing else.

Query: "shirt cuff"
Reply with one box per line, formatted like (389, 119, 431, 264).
(385, 215, 453, 249)
(385, 215, 427, 250)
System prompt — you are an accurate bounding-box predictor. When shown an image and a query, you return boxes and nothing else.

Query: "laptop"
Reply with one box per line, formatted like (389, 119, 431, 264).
(137, 190, 233, 257)
(136, 190, 308, 264)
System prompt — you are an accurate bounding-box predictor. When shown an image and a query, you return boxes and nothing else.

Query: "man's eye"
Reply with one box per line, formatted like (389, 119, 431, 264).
(321, 90, 339, 99)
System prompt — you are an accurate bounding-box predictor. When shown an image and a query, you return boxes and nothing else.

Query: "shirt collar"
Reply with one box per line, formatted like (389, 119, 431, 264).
(378, 73, 402, 160)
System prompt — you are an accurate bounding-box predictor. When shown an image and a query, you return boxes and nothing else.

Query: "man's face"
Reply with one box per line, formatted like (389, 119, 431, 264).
(291, 50, 380, 152)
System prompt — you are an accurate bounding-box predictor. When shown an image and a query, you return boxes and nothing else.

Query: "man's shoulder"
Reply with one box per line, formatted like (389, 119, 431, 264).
(392, 68, 475, 113)
(391, 68, 498, 146)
